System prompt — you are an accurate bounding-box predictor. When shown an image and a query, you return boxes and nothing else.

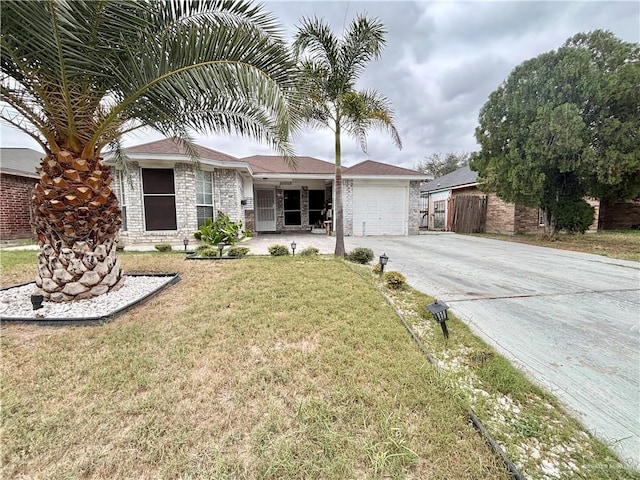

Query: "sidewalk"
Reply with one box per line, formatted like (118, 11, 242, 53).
(0, 233, 341, 256)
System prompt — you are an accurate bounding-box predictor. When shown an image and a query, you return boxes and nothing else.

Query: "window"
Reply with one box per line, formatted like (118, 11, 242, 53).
(433, 200, 446, 229)
(142, 168, 177, 230)
(283, 189, 301, 225)
(196, 170, 214, 227)
(116, 170, 127, 231)
(309, 190, 325, 227)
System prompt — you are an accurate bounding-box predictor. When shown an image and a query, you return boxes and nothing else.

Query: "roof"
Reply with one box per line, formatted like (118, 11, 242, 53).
(345, 160, 424, 177)
(420, 165, 478, 192)
(124, 138, 238, 162)
(0, 148, 44, 178)
(243, 155, 335, 175)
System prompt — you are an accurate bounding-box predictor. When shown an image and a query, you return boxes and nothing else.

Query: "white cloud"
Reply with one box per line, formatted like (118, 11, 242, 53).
(2, 1, 638, 171)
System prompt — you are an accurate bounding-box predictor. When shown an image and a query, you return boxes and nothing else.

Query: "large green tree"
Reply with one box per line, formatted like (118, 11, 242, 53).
(472, 30, 640, 233)
(293, 15, 402, 256)
(1, 0, 299, 301)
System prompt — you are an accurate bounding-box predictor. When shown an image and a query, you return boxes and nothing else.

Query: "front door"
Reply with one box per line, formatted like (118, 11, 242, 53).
(255, 189, 276, 231)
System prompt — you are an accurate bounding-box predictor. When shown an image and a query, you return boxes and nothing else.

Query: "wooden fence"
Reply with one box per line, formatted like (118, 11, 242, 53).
(452, 195, 487, 233)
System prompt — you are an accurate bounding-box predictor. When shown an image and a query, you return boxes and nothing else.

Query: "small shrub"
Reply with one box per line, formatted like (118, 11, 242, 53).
(268, 244, 289, 256)
(372, 263, 382, 275)
(346, 247, 374, 264)
(384, 271, 406, 289)
(196, 245, 218, 257)
(194, 211, 251, 245)
(299, 247, 319, 256)
(227, 246, 250, 258)
(155, 242, 172, 252)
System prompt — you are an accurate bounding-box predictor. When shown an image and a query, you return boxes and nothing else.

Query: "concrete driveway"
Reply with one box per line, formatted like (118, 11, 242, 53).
(340, 233, 640, 466)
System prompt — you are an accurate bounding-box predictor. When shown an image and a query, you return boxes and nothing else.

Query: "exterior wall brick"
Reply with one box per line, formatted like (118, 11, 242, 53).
(408, 181, 421, 234)
(514, 204, 543, 234)
(599, 199, 640, 230)
(112, 163, 248, 244)
(342, 179, 353, 236)
(0, 173, 36, 239)
(485, 194, 516, 234)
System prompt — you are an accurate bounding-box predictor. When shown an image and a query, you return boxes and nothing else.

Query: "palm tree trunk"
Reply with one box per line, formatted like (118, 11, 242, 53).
(31, 151, 123, 302)
(334, 124, 345, 256)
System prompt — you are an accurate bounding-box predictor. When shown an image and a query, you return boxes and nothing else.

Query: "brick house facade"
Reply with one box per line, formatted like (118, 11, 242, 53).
(0, 148, 43, 240)
(107, 139, 426, 244)
(421, 166, 602, 234)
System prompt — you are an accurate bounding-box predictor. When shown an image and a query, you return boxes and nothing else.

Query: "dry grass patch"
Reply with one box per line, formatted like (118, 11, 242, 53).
(1, 253, 509, 479)
(475, 230, 640, 262)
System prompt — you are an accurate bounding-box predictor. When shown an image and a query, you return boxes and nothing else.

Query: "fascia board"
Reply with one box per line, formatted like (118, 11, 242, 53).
(255, 173, 334, 180)
(344, 174, 426, 180)
(104, 153, 254, 174)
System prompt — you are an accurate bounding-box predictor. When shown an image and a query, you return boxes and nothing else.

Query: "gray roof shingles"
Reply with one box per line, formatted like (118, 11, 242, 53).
(420, 165, 478, 192)
(0, 148, 45, 177)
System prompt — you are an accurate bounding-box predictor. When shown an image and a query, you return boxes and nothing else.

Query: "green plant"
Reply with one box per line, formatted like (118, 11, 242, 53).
(154, 243, 172, 252)
(227, 246, 250, 258)
(384, 271, 406, 289)
(372, 263, 382, 275)
(268, 244, 289, 256)
(193, 211, 251, 246)
(345, 247, 374, 264)
(196, 245, 218, 257)
(299, 247, 319, 256)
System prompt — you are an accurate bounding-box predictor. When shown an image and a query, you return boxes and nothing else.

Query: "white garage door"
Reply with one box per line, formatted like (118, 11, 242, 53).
(352, 184, 408, 236)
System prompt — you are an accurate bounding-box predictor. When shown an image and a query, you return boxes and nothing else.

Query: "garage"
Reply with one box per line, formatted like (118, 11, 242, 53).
(352, 183, 408, 235)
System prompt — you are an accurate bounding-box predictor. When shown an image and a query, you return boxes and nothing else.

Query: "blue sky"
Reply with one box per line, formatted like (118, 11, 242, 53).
(1, 0, 638, 170)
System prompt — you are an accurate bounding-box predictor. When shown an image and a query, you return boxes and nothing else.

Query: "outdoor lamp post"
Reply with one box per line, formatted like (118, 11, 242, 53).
(291, 241, 297, 256)
(379, 253, 389, 275)
(426, 300, 450, 339)
(183, 237, 189, 251)
(218, 241, 226, 258)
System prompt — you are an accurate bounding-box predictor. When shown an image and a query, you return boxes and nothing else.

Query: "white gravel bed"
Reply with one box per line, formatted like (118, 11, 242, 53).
(0, 275, 175, 320)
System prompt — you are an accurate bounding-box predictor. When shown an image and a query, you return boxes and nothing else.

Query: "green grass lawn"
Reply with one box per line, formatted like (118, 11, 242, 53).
(474, 229, 640, 262)
(1, 251, 637, 479)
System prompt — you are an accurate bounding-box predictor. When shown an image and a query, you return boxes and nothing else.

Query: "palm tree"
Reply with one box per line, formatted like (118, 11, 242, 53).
(294, 15, 402, 256)
(1, 0, 300, 301)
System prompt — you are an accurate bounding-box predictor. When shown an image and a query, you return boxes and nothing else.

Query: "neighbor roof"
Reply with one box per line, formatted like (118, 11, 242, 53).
(420, 165, 478, 192)
(345, 160, 424, 177)
(124, 138, 238, 162)
(0, 148, 44, 178)
(243, 155, 335, 175)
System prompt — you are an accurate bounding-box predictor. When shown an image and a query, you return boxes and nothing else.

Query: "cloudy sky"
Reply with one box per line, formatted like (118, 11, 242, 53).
(1, 0, 638, 170)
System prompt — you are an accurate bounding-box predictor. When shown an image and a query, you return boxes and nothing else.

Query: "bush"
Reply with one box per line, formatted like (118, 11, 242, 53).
(268, 244, 289, 256)
(196, 245, 218, 257)
(299, 247, 319, 256)
(553, 198, 595, 234)
(155, 243, 172, 252)
(372, 263, 382, 275)
(194, 211, 251, 246)
(345, 247, 374, 264)
(384, 271, 406, 289)
(227, 246, 250, 258)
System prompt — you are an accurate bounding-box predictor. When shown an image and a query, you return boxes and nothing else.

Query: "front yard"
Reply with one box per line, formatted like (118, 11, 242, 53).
(1, 251, 637, 479)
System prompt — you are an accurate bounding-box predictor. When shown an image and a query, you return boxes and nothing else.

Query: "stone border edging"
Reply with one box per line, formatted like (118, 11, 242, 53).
(381, 290, 526, 480)
(0, 273, 181, 327)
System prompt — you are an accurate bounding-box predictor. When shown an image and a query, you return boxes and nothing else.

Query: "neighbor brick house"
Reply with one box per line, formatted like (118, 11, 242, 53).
(106, 139, 427, 243)
(0, 148, 43, 240)
(420, 166, 600, 234)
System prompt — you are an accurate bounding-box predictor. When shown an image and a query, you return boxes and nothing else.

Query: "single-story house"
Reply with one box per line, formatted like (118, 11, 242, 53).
(420, 165, 602, 234)
(106, 138, 427, 243)
(0, 147, 44, 240)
